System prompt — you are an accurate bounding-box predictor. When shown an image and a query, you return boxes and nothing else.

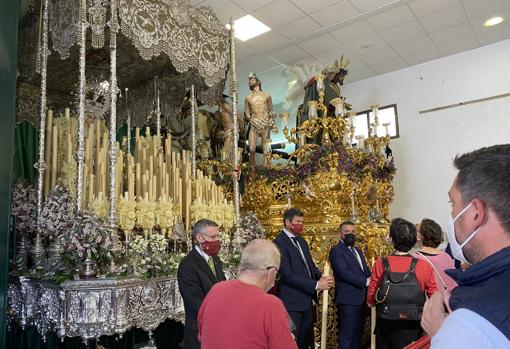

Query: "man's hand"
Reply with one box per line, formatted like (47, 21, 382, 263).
(317, 276, 334, 290)
(421, 291, 452, 337)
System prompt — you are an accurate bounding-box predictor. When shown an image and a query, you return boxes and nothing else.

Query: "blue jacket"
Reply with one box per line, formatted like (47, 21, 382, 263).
(447, 246, 510, 340)
(329, 241, 371, 305)
(274, 231, 322, 311)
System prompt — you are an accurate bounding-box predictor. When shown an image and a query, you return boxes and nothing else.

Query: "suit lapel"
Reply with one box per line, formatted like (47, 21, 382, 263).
(281, 231, 307, 262)
(282, 232, 313, 275)
(191, 248, 217, 283)
(342, 243, 363, 271)
(356, 247, 369, 275)
(211, 255, 226, 281)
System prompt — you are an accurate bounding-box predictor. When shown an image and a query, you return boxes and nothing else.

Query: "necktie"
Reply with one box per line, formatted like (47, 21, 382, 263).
(207, 257, 217, 278)
(291, 237, 312, 277)
(349, 246, 363, 270)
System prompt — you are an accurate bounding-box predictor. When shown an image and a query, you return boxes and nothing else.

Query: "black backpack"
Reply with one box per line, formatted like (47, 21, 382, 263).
(375, 257, 426, 321)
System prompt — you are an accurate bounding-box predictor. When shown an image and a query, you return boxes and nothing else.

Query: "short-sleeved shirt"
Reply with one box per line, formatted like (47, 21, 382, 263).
(198, 280, 298, 349)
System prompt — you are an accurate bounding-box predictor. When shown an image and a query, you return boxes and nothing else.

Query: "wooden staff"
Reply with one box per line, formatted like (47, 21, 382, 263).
(320, 262, 331, 349)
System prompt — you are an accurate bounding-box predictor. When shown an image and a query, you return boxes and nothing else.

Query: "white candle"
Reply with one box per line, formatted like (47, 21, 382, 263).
(320, 262, 331, 349)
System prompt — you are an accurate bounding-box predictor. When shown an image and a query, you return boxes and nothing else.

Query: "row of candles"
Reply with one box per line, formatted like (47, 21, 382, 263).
(42, 109, 229, 233)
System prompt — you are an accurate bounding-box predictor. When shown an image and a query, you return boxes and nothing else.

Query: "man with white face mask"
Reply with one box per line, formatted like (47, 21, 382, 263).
(197, 239, 298, 349)
(421, 144, 510, 348)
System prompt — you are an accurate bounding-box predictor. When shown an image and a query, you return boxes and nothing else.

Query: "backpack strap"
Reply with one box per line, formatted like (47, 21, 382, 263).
(384, 257, 419, 284)
(415, 252, 448, 290)
(409, 257, 419, 273)
(382, 257, 391, 273)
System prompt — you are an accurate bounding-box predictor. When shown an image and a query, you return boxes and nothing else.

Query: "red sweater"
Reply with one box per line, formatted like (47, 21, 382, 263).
(198, 280, 298, 349)
(367, 255, 437, 306)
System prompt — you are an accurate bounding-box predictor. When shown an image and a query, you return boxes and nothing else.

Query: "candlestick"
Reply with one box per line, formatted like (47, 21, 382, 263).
(191, 84, 197, 179)
(229, 18, 240, 231)
(43, 110, 53, 197)
(125, 88, 131, 155)
(108, 3, 119, 226)
(76, 0, 87, 211)
(33, 0, 50, 269)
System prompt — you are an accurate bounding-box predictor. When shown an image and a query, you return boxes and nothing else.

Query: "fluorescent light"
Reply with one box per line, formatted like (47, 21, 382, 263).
(226, 15, 271, 41)
(484, 16, 504, 27)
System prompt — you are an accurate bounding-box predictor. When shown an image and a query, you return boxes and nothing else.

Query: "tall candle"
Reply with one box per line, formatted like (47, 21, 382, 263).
(136, 163, 141, 197)
(44, 110, 53, 197)
(51, 125, 58, 189)
(320, 262, 331, 349)
(67, 132, 72, 163)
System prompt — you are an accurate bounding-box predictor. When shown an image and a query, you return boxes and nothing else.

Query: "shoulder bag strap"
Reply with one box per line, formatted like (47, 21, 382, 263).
(415, 252, 448, 290)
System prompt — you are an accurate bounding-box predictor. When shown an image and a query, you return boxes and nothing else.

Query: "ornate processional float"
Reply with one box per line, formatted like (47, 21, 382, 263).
(9, 0, 396, 347)
(9, 0, 247, 345)
(198, 56, 396, 348)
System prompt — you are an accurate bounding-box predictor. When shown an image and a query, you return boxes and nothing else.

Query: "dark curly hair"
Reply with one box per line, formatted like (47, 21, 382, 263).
(283, 207, 304, 224)
(419, 218, 444, 248)
(389, 218, 417, 252)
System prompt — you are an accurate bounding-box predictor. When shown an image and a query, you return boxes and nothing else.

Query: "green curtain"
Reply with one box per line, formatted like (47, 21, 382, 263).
(7, 319, 184, 349)
(13, 121, 39, 184)
(11, 122, 136, 185)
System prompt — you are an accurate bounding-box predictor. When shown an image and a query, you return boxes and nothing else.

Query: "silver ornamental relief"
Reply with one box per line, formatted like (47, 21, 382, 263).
(88, 0, 107, 48)
(49, 0, 79, 59)
(8, 277, 184, 341)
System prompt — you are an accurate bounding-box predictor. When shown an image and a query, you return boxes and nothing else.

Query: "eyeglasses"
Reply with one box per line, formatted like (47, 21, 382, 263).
(201, 233, 220, 242)
(266, 266, 280, 281)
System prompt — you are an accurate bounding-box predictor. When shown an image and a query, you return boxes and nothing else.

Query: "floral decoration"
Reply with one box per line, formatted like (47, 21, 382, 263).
(88, 192, 109, 219)
(58, 212, 113, 275)
(191, 200, 235, 229)
(11, 181, 38, 234)
(118, 195, 137, 232)
(250, 141, 396, 183)
(155, 197, 175, 232)
(136, 197, 156, 231)
(127, 233, 184, 278)
(40, 185, 76, 239)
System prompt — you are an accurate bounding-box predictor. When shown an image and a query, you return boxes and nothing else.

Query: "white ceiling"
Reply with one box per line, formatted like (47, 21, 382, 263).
(193, 0, 510, 103)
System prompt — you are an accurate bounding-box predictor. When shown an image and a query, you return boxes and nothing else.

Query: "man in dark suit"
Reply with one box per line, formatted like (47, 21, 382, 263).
(274, 207, 333, 349)
(329, 221, 371, 349)
(177, 219, 226, 349)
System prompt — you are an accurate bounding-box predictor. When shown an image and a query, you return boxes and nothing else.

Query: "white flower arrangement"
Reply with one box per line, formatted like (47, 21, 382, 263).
(136, 197, 156, 231)
(128, 232, 183, 277)
(155, 197, 175, 232)
(191, 200, 236, 229)
(118, 195, 137, 232)
(88, 192, 108, 219)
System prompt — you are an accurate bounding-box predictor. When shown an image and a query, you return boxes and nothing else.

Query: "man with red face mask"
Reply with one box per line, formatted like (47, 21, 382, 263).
(274, 207, 333, 349)
(178, 219, 226, 349)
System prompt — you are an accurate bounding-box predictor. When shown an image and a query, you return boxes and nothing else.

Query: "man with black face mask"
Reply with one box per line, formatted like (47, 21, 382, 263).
(329, 221, 371, 349)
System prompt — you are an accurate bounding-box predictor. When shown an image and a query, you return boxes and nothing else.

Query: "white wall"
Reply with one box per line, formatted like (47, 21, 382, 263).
(342, 39, 510, 228)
